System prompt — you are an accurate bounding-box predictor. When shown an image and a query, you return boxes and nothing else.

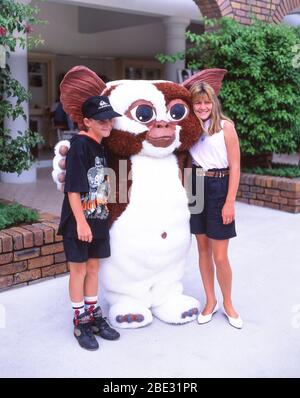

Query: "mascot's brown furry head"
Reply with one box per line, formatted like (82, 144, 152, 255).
(60, 66, 227, 158)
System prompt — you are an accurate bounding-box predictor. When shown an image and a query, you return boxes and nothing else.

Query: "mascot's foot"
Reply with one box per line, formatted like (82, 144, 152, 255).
(152, 295, 200, 325)
(109, 300, 153, 329)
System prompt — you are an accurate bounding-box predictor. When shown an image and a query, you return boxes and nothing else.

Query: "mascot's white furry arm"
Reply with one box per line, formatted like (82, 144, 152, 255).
(52, 66, 227, 328)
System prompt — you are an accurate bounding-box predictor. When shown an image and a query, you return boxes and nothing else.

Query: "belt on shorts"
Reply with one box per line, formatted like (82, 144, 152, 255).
(195, 168, 230, 178)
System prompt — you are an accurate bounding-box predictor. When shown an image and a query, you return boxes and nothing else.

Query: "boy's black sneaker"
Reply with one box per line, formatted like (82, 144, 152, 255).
(73, 312, 99, 350)
(90, 306, 120, 340)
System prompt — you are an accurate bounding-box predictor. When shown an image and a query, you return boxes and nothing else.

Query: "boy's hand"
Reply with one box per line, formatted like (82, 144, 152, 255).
(77, 221, 93, 242)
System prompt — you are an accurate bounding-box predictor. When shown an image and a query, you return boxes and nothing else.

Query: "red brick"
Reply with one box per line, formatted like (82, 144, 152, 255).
(28, 255, 54, 270)
(14, 248, 40, 262)
(238, 184, 249, 192)
(287, 198, 300, 206)
(14, 269, 41, 284)
(22, 225, 44, 246)
(0, 275, 13, 289)
(280, 205, 298, 213)
(3, 228, 23, 250)
(0, 232, 13, 253)
(280, 191, 300, 199)
(249, 199, 265, 207)
(272, 196, 288, 205)
(264, 202, 280, 210)
(236, 198, 249, 204)
(54, 252, 66, 263)
(32, 223, 54, 244)
(250, 186, 264, 194)
(0, 261, 27, 276)
(254, 176, 267, 187)
(265, 188, 280, 196)
(257, 194, 272, 202)
(41, 221, 63, 242)
(0, 253, 13, 265)
(10, 227, 34, 248)
(41, 242, 64, 256)
(42, 262, 67, 277)
(240, 173, 256, 185)
(242, 192, 256, 199)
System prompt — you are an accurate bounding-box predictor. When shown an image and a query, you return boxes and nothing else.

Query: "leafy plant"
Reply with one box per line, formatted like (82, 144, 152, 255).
(0, 0, 45, 174)
(242, 163, 300, 179)
(0, 202, 39, 229)
(157, 17, 300, 162)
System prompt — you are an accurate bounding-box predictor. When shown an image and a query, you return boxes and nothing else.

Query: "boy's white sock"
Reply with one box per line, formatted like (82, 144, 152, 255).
(71, 300, 85, 318)
(84, 295, 98, 313)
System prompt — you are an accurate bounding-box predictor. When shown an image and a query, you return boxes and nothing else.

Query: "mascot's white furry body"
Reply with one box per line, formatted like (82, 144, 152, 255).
(103, 153, 196, 328)
(53, 67, 227, 328)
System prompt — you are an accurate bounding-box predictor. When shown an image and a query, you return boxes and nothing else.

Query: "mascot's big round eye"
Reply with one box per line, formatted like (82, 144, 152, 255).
(167, 104, 188, 121)
(131, 105, 156, 123)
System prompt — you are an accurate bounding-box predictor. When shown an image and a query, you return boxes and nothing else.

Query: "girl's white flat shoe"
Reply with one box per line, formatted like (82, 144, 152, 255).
(224, 312, 243, 329)
(197, 302, 219, 324)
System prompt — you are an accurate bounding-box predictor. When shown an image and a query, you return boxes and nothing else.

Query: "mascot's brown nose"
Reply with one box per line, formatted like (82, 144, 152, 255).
(146, 120, 176, 148)
(155, 121, 169, 129)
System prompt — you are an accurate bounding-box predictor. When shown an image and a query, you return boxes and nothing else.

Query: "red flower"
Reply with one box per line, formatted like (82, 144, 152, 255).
(24, 24, 34, 34)
(0, 26, 7, 37)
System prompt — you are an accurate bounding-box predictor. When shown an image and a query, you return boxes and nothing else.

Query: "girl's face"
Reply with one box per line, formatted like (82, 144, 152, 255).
(192, 94, 213, 121)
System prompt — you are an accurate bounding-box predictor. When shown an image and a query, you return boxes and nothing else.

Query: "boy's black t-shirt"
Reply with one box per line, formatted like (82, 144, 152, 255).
(57, 134, 110, 239)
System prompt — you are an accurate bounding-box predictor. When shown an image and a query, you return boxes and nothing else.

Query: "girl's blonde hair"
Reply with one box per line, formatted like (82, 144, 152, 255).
(190, 82, 232, 135)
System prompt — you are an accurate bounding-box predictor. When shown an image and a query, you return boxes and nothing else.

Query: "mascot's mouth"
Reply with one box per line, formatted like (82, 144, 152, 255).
(146, 133, 176, 148)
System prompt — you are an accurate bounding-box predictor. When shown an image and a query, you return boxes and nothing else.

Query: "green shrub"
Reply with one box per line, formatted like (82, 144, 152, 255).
(0, 202, 39, 230)
(157, 17, 300, 158)
(242, 163, 300, 178)
(0, 0, 45, 174)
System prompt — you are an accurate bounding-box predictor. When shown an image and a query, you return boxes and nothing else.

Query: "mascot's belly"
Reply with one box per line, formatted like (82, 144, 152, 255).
(103, 154, 191, 278)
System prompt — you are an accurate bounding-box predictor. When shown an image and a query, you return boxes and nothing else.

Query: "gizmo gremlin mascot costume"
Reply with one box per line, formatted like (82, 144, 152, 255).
(52, 66, 227, 328)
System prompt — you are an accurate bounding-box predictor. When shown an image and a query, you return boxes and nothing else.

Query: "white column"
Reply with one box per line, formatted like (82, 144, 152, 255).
(163, 16, 190, 83)
(1, 0, 36, 183)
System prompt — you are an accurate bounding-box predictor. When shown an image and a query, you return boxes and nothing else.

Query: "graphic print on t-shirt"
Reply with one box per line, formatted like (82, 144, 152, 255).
(81, 156, 109, 219)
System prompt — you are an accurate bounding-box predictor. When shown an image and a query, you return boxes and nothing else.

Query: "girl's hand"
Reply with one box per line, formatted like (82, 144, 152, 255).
(222, 201, 235, 225)
(77, 221, 93, 242)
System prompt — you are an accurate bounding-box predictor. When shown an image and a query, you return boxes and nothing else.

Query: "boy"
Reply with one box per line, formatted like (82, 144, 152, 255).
(57, 95, 121, 350)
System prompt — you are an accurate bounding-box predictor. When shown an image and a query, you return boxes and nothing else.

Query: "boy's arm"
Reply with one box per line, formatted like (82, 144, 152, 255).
(68, 192, 93, 242)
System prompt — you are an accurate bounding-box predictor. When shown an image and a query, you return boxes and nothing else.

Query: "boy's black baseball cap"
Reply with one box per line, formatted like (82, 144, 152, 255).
(82, 95, 122, 120)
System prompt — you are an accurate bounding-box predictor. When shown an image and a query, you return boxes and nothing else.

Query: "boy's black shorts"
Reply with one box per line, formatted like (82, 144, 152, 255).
(63, 237, 111, 263)
(190, 165, 237, 240)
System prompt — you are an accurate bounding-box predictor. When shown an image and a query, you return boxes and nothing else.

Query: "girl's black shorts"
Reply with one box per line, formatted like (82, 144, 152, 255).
(63, 237, 111, 263)
(190, 165, 237, 240)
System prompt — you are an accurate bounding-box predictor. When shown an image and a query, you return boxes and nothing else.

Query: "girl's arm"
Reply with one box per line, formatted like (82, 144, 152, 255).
(68, 192, 93, 242)
(222, 121, 241, 224)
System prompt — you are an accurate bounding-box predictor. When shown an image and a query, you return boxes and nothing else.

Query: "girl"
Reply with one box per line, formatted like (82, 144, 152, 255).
(189, 82, 243, 329)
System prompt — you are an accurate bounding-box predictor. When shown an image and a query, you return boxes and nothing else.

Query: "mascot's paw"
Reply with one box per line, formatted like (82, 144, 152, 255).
(52, 140, 70, 192)
(109, 301, 153, 329)
(152, 295, 200, 325)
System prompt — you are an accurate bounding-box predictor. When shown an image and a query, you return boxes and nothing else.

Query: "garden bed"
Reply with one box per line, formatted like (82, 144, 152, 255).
(237, 173, 300, 213)
(0, 209, 67, 291)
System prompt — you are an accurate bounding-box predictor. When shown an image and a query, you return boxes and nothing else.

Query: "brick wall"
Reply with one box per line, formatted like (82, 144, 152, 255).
(0, 213, 67, 291)
(237, 173, 300, 212)
(194, 0, 300, 24)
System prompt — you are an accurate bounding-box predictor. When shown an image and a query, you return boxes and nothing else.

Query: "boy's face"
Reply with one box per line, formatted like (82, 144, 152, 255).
(84, 118, 113, 138)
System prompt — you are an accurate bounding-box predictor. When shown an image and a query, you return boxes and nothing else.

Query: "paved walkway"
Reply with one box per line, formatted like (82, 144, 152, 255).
(0, 169, 300, 378)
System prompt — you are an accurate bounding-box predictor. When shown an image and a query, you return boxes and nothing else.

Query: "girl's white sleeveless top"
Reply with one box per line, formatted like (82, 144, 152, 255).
(189, 119, 229, 171)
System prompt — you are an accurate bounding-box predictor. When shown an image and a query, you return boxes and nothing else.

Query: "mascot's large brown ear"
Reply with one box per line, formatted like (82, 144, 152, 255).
(182, 68, 227, 96)
(60, 65, 106, 129)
